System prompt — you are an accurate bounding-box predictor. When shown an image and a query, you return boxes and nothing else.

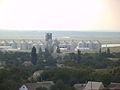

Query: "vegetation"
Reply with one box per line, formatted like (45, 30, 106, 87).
(0, 67, 30, 90)
(0, 47, 120, 90)
(31, 46, 37, 65)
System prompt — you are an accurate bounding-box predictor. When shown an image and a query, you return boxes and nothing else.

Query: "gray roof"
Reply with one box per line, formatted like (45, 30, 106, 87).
(24, 81, 54, 90)
(74, 84, 86, 90)
(108, 83, 120, 89)
(83, 81, 104, 90)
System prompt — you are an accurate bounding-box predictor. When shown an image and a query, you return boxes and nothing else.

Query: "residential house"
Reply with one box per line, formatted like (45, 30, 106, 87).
(83, 81, 104, 90)
(74, 84, 86, 90)
(108, 83, 120, 90)
(19, 81, 54, 90)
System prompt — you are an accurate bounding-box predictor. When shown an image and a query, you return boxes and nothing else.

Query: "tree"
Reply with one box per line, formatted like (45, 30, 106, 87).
(56, 46, 60, 53)
(31, 46, 37, 65)
(107, 48, 110, 54)
(106, 48, 111, 57)
(77, 50, 81, 64)
(38, 47, 43, 58)
(99, 48, 102, 54)
(50, 80, 66, 90)
(44, 48, 51, 59)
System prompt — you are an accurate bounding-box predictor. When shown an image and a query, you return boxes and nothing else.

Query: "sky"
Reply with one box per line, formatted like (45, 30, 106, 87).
(0, 0, 120, 31)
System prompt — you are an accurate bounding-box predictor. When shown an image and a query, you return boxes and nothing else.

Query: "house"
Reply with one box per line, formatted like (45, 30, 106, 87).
(74, 84, 86, 90)
(19, 81, 54, 90)
(83, 81, 104, 90)
(108, 83, 120, 90)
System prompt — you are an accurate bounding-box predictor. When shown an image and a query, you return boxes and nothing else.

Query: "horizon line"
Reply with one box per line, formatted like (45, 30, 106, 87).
(0, 29, 120, 32)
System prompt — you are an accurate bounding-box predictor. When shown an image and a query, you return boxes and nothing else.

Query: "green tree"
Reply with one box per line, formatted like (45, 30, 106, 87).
(44, 48, 51, 59)
(31, 46, 37, 65)
(38, 47, 43, 58)
(77, 50, 81, 64)
(107, 48, 110, 54)
(99, 48, 102, 54)
(56, 46, 60, 53)
(50, 80, 66, 90)
(111, 67, 120, 82)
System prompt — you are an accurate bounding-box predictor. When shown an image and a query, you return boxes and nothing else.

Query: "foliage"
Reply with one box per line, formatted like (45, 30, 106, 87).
(31, 46, 37, 65)
(0, 67, 30, 90)
(50, 80, 75, 90)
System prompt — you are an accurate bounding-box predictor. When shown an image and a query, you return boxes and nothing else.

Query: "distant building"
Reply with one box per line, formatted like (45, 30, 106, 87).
(0, 40, 9, 46)
(28, 41, 33, 50)
(69, 41, 77, 51)
(76, 40, 101, 52)
(45, 33, 52, 41)
(92, 41, 101, 51)
(20, 41, 28, 50)
(19, 81, 54, 90)
(85, 41, 93, 49)
(59, 44, 68, 52)
(45, 33, 53, 52)
(10, 41, 17, 49)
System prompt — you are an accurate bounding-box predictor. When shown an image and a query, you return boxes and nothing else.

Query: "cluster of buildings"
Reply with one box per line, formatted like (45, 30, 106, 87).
(19, 80, 120, 90)
(0, 33, 101, 53)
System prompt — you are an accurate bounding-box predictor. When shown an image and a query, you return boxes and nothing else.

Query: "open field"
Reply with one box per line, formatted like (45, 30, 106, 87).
(102, 46, 120, 53)
(100, 40, 120, 44)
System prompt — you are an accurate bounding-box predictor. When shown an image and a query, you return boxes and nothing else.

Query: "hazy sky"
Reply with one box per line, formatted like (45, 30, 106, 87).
(0, 0, 120, 31)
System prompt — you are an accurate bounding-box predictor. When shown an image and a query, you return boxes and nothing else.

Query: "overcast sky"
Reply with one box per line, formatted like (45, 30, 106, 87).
(0, 0, 120, 31)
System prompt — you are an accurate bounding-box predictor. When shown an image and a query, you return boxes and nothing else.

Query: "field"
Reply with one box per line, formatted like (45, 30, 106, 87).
(102, 46, 120, 53)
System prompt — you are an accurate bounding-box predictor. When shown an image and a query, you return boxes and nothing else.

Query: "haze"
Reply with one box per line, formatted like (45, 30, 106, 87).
(0, 0, 120, 31)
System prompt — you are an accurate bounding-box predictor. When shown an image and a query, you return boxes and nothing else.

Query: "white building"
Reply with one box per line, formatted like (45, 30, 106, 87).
(59, 44, 68, 52)
(76, 41, 101, 51)
(77, 41, 86, 49)
(10, 41, 17, 49)
(85, 41, 93, 50)
(92, 41, 101, 50)
(20, 41, 28, 50)
(27, 41, 33, 50)
(69, 41, 77, 51)
(0, 40, 9, 46)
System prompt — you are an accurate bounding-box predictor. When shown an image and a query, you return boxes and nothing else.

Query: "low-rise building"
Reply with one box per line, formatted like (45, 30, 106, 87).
(83, 81, 104, 90)
(19, 81, 54, 90)
(74, 84, 86, 90)
(108, 83, 120, 90)
(74, 81, 104, 90)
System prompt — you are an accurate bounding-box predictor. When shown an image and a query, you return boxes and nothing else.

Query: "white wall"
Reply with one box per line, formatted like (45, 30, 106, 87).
(19, 85, 28, 90)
